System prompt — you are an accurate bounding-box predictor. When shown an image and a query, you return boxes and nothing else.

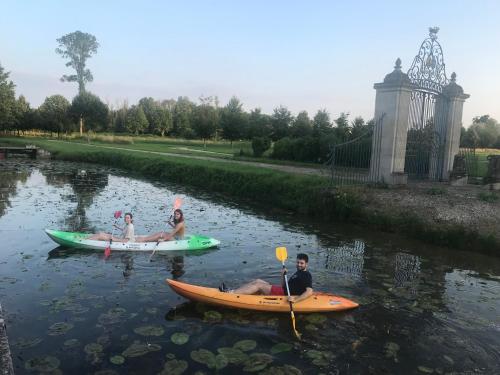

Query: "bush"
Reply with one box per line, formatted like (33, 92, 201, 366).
(251, 137, 271, 157)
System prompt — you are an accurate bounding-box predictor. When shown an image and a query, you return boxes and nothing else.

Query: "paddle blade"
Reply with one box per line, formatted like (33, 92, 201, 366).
(173, 197, 183, 210)
(114, 210, 122, 219)
(290, 311, 301, 340)
(104, 246, 111, 258)
(275, 247, 288, 263)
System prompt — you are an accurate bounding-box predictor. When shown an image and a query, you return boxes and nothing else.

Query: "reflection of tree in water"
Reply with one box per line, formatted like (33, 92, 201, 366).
(394, 252, 421, 293)
(39, 166, 108, 230)
(0, 163, 31, 218)
(324, 240, 365, 278)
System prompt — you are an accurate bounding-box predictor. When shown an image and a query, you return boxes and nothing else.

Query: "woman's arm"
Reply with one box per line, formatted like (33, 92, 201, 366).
(163, 222, 184, 240)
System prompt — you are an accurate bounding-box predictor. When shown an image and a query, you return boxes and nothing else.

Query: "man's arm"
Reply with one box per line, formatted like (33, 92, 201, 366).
(289, 287, 313, 303)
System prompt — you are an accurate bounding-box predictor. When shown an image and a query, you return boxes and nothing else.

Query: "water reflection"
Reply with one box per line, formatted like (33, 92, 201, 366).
(38, 165, 109, 231)
(0, 161, 31, 218)
(394, 252, 421, 293)
(324, 240, 365, 278)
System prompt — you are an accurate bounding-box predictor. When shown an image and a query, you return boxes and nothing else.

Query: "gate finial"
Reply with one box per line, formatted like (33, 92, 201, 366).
(394, 58, 402, 70)
(429, 27, 439, 40)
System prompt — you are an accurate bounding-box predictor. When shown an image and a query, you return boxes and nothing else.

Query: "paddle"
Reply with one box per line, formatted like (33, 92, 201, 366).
(149, 197, 183, 261)
(104, 210, 122, 258)
(275, 246, 301, 340)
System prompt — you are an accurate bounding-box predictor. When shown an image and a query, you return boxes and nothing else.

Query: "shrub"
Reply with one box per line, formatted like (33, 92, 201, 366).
(251, 137, 271, 157)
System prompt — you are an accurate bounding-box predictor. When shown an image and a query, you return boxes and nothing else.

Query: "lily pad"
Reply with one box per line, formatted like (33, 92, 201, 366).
(48, 322, 74, 336)
(25, 356, 60, 372)
(384, 342, 400, 359)
(122, 341, 161, 358)
(217, 347, 248, 364)
(12, 337, 43, 349)
(133, 325, 165, 336)
(215, 354, 228, 370)
(85, 343, 104, 354)
(418, 366, 434, 373)
(203, 310, 222, 323)
(110, 355, 125, 365)
(159, 359, 188, 375)
(233, 339, 257, 352)
(261, 365, 303, 375)
(271, 342, 293, 354)
(242, 353, 273, 372)
(171, 332, 190, 345)
(305, 314, 327, 325)
(63, 339, 80, 348)
(98, 307, 127, 325)
(191, 349, 216, 369)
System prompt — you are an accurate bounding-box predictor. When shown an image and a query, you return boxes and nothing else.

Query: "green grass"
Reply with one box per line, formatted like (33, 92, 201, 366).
(478, 191, 500, 203)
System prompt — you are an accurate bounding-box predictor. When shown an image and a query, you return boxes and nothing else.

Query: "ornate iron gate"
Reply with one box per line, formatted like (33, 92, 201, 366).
(405, 27, 448, 180)
(325, 114, 384, 185)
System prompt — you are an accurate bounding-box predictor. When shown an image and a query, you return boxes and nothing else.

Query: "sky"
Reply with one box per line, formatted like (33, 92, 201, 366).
(1, 0, 499, 125)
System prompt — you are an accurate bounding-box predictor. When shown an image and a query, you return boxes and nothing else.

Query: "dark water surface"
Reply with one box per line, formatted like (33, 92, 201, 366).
(0, 159, 499, 375)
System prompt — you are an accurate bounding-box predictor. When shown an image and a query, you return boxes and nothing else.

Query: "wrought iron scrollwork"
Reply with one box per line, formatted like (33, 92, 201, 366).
(407, 27, 449, 93)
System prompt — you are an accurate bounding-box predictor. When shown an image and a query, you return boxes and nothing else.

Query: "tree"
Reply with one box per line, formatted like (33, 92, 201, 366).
(0, 63, 17, 132)
(312, 109, 332, 136)
(56, 31, 99, 94)
(290, 111, 312, 138)
(469, 115, 500, 148)
(13, 95, 30, 134)
(138, 97, 173, 136)
(192, 97, 218, 146)
(39, 95, 71, 136)
(334, 112, 351, 141)
(69, 92, 108, 134)
(247, 108, 272, 138)
(125, 105, 148, 134)
(220, 96, 248, 146)
(172, 96, 194, 137)
(271, 105, 293, 141)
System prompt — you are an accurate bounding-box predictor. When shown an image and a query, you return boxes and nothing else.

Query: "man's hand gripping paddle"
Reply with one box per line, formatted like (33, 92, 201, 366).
(276, 246, 301, 340)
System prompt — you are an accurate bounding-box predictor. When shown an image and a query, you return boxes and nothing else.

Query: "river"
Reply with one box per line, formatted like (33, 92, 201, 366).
(0, 159, 498, 374)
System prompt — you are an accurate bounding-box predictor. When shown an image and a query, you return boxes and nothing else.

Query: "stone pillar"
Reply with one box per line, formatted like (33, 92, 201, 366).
(370, 58, 414, 185)
(440, 73, 469, 180)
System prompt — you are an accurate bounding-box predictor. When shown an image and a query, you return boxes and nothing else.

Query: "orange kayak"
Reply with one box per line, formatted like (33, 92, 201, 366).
(166, 279, 359, 313)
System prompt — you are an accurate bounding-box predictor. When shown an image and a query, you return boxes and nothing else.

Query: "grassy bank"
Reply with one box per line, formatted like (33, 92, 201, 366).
(2, 137, 499, 256)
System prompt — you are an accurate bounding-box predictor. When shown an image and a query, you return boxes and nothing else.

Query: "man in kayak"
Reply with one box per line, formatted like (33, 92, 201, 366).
(220, 253, 313, 303)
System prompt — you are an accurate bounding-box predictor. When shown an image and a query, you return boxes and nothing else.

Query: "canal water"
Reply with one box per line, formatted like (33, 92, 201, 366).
(0, 159, 498, 374)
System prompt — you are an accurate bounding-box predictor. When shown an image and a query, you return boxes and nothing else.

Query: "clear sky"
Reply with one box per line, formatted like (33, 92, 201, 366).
(1, 0, 499, 125)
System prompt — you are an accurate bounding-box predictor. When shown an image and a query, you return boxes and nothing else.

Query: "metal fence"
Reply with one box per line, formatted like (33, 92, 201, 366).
(325, 114, 384, 186)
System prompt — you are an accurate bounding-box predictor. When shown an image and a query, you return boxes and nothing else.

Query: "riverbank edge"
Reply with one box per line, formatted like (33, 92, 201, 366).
(2, 137, 499, 256)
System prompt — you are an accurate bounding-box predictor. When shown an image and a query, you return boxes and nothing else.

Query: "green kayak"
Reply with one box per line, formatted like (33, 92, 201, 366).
(45, 229, 220, 251)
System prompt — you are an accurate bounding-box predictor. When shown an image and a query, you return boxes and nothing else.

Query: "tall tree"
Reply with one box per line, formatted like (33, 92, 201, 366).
(271, 105, 293, 141)
(172, 96, 194, 137)
(56, 31, 99, 94)
(192, 97, 218, 146)
(39, 95, 71, 137)
(69, 92, 108, 134)
(13, 95, 30, 134)
(220, 96, 248, 146)
(247, 108, 272, 138)
(125, 105, 148, 134)
(290, 111, 312, 138)
(0, 63, 17, 132)
(334, 112, 351, 141)
(312, 109, 332, 136)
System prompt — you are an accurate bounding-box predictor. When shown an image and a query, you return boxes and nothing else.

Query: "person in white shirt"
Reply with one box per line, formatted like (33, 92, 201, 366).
(88, 212, 135, 242)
